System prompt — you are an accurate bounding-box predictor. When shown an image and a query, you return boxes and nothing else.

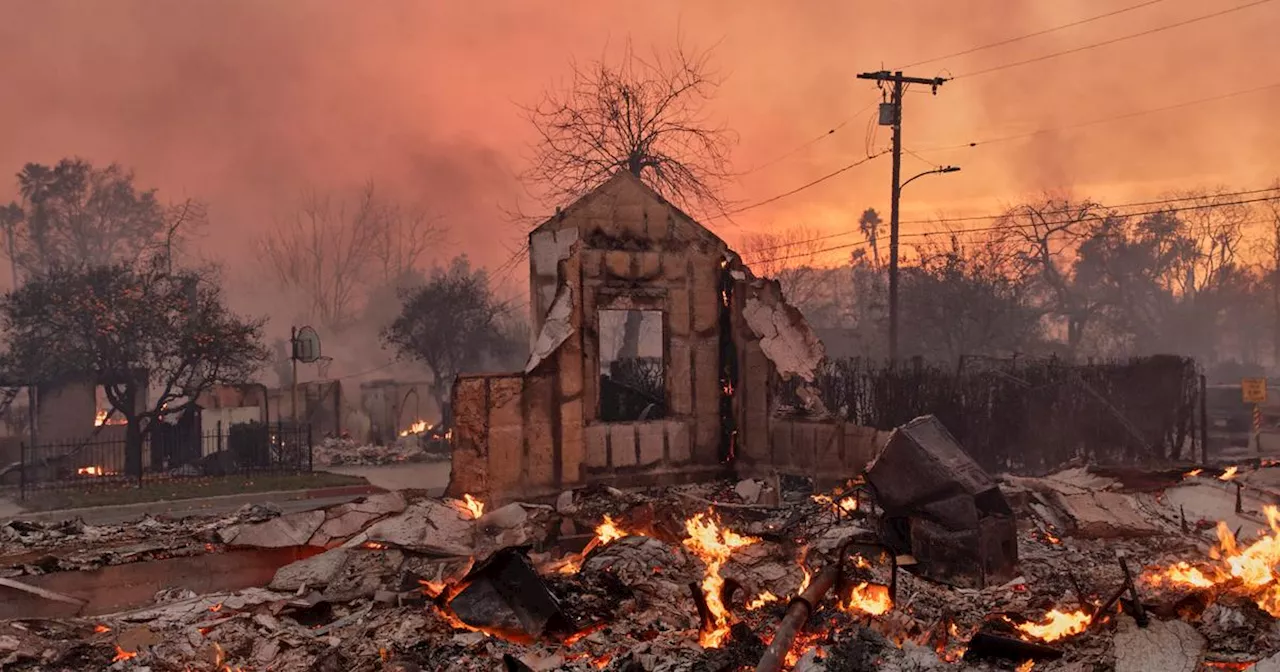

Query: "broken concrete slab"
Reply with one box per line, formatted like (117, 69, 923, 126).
(1250, 652, 1280, 672)
(218, 510, 326, 548)
(308, 493, 407, 546)
(1112, 616, 1204, 672)
(269, 548, 352, 592)
(734, 479, 762, 505)
(555, 491, 575, 514)
(321, 549, 405, 602)
(363, 500, 474, 556)
(479, 503, 530, 531)
(1055, 491, 1164, 539)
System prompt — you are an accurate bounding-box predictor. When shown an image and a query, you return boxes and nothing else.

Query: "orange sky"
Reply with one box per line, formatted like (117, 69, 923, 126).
(2, 0, 1278, 306)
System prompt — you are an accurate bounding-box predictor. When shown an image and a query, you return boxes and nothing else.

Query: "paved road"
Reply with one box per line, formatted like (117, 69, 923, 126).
(0, 462, 453, 525)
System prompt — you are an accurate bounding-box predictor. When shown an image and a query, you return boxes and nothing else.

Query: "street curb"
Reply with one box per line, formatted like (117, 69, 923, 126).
(303, 485, 388, 499)
(5, 482, 385, 521)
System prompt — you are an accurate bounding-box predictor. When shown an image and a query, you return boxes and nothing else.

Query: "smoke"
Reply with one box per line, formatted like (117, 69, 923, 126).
(2, 0, 1278, 317)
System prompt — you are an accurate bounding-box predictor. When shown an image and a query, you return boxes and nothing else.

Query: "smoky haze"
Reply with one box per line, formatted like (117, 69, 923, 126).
(1, 0, 1277, 374)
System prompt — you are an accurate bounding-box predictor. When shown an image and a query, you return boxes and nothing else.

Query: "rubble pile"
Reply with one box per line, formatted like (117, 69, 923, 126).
(5, 446, 1280, 668)
(313, 436, 450, 467)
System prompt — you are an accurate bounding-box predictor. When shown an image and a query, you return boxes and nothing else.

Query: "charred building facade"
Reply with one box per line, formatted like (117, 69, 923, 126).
(449, 172, 884, 501)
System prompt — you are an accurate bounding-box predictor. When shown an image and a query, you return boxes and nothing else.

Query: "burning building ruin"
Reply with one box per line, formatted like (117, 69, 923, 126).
(448, 170, 878, 503)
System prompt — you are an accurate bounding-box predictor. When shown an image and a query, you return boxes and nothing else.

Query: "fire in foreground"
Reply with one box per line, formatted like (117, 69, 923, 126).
(1145, 504, 1280, 616)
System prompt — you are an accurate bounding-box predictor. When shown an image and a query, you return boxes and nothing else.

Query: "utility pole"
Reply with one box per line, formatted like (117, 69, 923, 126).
(855, 70, 947, 363)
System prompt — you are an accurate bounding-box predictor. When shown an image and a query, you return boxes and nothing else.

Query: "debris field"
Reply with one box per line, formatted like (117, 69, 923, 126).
(3, 457, 1280, 671)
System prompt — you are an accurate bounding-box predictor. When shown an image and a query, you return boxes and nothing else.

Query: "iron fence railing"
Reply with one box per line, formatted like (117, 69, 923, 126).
(12, 421, 313, 499)
(775, 355, 1202, 475)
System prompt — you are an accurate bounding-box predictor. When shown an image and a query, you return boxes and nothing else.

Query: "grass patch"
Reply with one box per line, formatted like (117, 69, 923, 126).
(13, 471, 371, 512)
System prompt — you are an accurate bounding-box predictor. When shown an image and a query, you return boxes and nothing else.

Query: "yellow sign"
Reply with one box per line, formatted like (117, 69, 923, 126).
(1243, 378, 1268, 404)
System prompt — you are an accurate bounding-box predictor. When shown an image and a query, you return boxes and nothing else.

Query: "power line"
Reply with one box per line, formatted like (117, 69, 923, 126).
(915, 81, 1280, 153)
(954, 0, 1276, 79)
(897, 0, 1171, 70)
(706, 150, 890, 219)
(746, 191, 1280, 265)
(744, 186, 1280, 254)
(734, 100, 880, 177)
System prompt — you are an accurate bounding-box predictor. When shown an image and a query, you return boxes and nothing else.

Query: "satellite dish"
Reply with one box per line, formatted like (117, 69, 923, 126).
(292, 326, 322, 364)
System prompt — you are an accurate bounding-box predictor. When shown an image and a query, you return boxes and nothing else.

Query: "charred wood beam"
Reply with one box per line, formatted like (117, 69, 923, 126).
(688, 581, 714, 634)
(963, 632, 1063, 663)
(1067, 571, 1093, 619)
(1117, 554, 1148, 628)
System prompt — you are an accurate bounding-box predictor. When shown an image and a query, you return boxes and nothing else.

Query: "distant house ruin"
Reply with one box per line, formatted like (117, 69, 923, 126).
(449, 171, 884, 501)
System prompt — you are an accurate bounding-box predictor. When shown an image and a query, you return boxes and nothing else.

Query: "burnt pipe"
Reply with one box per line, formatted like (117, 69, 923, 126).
(717, 264, 739, 463)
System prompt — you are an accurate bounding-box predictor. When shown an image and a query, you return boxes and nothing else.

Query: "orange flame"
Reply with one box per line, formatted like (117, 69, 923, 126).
(94, 624, 111, 634)
(112, 646, 137, 663)
(746, 592, 779, 610)
(1016, 661, 1035, 672)
(418, 579, 446, 598)
(1185, 468, 1204, 478)
(209, 602, 223, 613)
(363, 541, 387, 550)
(77, 466, 109, 477)
(1220, 466, 1239, 481)
(461, 494, 484, 519)
(683, 511, 759, 648)
(1013, 609, 1092, 642)
(1145, 561, 1222, 588)
(595, 515, 625, 545)
(399, 420, 431, 437)
(1146, 505, 1280, 616)
(839, 582, 892, 616)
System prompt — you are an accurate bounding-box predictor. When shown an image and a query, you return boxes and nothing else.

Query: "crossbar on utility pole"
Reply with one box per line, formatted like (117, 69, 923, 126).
(855, 70, 947, 363)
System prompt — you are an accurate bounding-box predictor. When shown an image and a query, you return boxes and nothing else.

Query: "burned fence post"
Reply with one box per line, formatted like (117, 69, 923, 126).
(18, 441, 24, 501)
(307, 422, 314, 472)
(1200, 373, 1209, 464)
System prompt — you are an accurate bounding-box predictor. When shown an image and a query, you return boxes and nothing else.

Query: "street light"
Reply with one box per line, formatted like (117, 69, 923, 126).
(901, 165, 960, 190)
(887, 165, 960, 363)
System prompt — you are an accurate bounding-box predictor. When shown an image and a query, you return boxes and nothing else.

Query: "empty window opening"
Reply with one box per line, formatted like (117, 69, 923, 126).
(598, 309, 665, 422)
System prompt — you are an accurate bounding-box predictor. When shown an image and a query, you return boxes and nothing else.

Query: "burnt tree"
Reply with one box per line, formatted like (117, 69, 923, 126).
(382, 257, 522, 426)
(523, 39, 735, 213)
(0, 158, 206, 277)
(0, 262, 269, 476)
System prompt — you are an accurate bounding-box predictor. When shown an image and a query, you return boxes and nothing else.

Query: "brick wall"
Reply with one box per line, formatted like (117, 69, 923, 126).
(737, 418, 887, 488)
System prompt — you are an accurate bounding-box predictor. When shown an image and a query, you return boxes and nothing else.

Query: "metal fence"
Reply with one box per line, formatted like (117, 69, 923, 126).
(13, 422, 313, 498)
(777, 354, 1203, 475)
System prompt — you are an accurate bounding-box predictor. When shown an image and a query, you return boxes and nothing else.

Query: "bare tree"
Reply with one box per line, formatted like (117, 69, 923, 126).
(902, 232, 1041, 362)
(382, 256, 522, 425)
(1251, 184, 1280, 365)
(737, 225, 831, 308)
(1165, 187, 1251, 298)
(523, 39, 735, 213)
(995, 197, 1112, 356)
(259, 182, 441, 332)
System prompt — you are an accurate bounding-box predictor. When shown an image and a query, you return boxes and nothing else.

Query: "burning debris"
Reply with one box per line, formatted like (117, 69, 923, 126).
(7, 446, 1280, 670)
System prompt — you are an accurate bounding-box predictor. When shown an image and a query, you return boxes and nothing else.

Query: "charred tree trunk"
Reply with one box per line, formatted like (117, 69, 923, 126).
(124, 417, 144, 479)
